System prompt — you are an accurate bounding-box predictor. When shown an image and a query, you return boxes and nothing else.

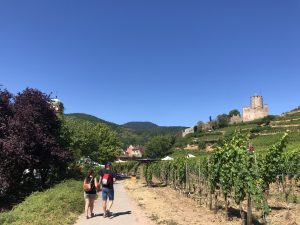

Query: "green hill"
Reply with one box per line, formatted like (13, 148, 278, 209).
(65, 113, 186, 147)
(178, 108, 300, 153)
(122, 122, 159, 131)
(122, 121, 186, 134)
(66, 113, 118, 128)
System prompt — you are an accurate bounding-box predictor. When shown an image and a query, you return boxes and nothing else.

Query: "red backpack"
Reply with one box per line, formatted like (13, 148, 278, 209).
(102, 172, 111, 185)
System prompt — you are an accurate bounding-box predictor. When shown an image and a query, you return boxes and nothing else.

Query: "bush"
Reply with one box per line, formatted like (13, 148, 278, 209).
(0, 179, 84, 225)
(198, 141, 206, 150)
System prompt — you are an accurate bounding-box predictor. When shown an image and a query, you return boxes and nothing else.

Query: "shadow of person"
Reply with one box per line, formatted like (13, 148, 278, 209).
(93, 213, 104, 218)
(110, 211, 132, 218)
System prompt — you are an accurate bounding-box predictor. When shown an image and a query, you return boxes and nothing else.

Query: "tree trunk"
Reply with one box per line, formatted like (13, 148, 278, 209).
(209, 191, 213, 210)
(214, 191, 218, 214)
(262, 188, 269, 224)
(185, 161, 188, 192)
(247, 194, 252, 225)
(40, 169, 49, 189)
(199, 186, 203, 205)
(225, 194, 229, 220)
(173, 170, 175, 189)
(240, 203, 246, 225)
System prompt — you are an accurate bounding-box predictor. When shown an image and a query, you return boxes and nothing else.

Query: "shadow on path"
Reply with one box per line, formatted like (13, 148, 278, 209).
(228, 207, 263, 225)
(91, 213, 104, 218)
(270, 206, 287, 210)
(111, 211, 132, 218)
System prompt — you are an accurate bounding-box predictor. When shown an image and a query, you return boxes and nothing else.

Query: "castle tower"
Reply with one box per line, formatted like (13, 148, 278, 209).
(50, 98, 64, 114)
(242, 95, 268, 122)
(250, 96, 263, 109)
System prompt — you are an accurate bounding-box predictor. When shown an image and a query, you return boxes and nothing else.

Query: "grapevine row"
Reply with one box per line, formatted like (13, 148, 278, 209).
(142, 131, 299, 225)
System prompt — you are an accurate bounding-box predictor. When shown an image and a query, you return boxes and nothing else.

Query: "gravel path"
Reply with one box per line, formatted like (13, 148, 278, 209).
(74, 181, 151, 225)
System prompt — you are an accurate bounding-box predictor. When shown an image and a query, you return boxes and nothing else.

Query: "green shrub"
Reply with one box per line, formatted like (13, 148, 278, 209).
(198, 140, 206, 150)
(0, 179, 84, 225)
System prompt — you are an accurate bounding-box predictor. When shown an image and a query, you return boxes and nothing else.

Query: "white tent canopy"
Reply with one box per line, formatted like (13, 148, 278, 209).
(161, 156, 174, 161)
(115, 159, 126, 163)
(186, 154, 196, 158)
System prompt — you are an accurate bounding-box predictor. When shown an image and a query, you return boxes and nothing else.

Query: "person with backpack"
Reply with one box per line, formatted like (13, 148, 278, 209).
(83, 170, 98, 219)
(99, 162, 116, 218)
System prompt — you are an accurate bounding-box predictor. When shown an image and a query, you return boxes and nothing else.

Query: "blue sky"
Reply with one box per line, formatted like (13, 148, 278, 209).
(1, 0, 299, 126)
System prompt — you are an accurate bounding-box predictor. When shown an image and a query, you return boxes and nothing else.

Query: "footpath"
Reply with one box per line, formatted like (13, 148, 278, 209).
(74, 181, 151, 225)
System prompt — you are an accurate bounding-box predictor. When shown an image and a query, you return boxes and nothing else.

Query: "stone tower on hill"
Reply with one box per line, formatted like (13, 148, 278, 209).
(50, 98, 64, 114)
(242, 96, 268, 122)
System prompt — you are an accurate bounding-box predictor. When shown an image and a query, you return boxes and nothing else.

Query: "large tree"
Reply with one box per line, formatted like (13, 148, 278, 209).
(65, 117, 121, 164)
(145, 135, 175, 159)
(2, 88, 71, 191)
(216, 114, 230, 128)
(229, 109, 241, 117)
(0, 89, 14, 196)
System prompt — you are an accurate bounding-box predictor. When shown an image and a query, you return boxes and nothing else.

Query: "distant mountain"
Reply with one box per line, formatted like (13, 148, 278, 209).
(66, 113, 187, 146)
(122, 121, 186, 135)
(66, 113, 118, 128)
(122, 122, 159, 132)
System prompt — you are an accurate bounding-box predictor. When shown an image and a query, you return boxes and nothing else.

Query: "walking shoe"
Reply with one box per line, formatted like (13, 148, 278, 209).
(103, 212, 107, 218)
(106, 210, 111, 217)
(91, 213, 94, 217)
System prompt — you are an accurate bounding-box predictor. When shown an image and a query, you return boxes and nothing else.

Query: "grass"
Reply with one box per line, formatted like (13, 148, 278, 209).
(249, 131, 300, 152)
(0, 179, 84, 225)
(275, 112, 300, 120)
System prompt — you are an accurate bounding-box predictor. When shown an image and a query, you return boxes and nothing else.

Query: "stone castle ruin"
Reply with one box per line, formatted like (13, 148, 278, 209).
(188, 95, 269, 134)
(242, 95, 268, 122)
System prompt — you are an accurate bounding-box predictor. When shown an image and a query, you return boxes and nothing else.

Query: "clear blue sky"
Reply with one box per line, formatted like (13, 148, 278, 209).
(1, 0, 299, 126)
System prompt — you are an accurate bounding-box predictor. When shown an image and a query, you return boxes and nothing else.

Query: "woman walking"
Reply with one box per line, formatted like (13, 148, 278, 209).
(83, 170, 98, 219)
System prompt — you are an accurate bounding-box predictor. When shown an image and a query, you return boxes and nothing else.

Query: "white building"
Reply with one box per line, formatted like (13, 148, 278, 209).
(182, 127, 194, 137)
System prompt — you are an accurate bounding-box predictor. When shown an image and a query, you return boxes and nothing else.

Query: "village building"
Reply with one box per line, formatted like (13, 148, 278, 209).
(125, 145, 145, 158)
(182, 127, 194, 137)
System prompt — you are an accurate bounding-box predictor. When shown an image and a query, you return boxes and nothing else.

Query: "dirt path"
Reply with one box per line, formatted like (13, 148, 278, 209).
(74, 178, 300, 225)
(74, 181, 152, 225)
(124, 179, 234, 225)
(123, 178, 300, 225)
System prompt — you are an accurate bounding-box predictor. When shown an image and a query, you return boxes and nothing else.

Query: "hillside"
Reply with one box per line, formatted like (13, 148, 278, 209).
(65, 113, 186, 147)
(66, 113, 118, 128)
(122, 121, 186, 135)
(177, 108, 300, 153)
(122, 122, 159, 131)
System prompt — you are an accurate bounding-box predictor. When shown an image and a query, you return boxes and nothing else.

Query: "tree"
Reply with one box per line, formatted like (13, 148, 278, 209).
(193, 126, 198, 133)
(145, 135, 175, 159)
(197, 121, 204, 126)
(0, 89, 14, 196)
(65, 117, 121, 164)
(216, 114, 229, 128)
(229, 109, 241, 117)
(2, 88, 71, 190)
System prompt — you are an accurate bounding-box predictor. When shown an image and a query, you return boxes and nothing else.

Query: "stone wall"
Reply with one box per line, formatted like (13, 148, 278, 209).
(182, 127, 194, 137)
(229, 114, 243, 124)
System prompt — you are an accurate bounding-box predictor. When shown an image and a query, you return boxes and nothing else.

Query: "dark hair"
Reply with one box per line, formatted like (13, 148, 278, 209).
(87, 170, 94, 177)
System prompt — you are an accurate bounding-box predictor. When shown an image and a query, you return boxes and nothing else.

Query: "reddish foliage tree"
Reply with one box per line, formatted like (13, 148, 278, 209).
(0, 89, 14, 195)
(0, 88, 71, 197)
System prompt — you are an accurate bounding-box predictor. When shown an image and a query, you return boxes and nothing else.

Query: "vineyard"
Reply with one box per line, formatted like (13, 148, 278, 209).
(186, 110, 300, 155)
(114, 132, 300, 225)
